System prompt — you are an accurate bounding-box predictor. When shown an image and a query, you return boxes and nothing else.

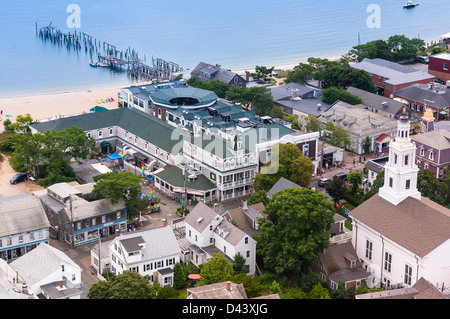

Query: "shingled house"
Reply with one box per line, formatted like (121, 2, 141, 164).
(190, 62, 246, 89)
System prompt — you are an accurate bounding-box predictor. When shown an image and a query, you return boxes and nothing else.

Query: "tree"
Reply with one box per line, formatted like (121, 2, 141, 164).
(308, 282, 331, 299)
(186, 78, 230, 98)
(247, 190, 269, 206)
(348, 171, 363, 196)
(322, 87, 362, 105)
(325, 177, 347, 205)
(285, 63, 315, 84)
(88, 271, 157, 299)
(173, 262, 187, 289)
(231, 273, 264, 298)
(337, 65, 376, 93)
(233, 252, 249, 274)
(226, 86, 274, 116)
(257, 188, 335, 275)
(252, 65, 274, 81)
(324, 121, 351, 148)
(290, 155, 315, 187)
(387, 35, 425, 61)
(253, 143, 314, 192)
(348, 39, 392, 62)
(362, 136, 372, 155)
(417, 169, 448, 206)
(197, 252, 234, 286)
(93, 171, 148, 220)
(8, 113, 35, 134)
(304, 114, 321, 133)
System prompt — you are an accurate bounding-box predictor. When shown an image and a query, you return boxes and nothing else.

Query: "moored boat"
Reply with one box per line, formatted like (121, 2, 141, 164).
(90, 60, 99, 67)
(403, 1, 419, 8)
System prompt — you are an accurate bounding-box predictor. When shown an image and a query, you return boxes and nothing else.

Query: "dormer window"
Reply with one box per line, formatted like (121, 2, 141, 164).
(420, 147, 425, 156)
(429, 150, 434, 160)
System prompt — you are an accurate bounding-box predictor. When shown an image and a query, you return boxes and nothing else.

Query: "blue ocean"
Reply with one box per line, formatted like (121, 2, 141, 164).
(0, 0, 449, 97)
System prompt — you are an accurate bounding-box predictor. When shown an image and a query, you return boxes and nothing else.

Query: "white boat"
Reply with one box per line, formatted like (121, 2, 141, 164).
(403, 1, 419, 8)
(90, 60, 99, 67)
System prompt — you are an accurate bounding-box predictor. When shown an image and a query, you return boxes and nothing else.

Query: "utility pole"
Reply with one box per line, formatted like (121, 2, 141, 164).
(183, 164, 188, 217)
(69, 195, 74, 248)
(98, 228, 101, 275)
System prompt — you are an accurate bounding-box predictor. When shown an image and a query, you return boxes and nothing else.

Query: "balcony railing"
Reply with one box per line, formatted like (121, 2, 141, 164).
(329, 230, 352, 244)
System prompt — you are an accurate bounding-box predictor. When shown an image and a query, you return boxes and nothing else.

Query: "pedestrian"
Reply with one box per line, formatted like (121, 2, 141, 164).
(326, 162, 329, 170)
(353, 158, 355, 166)
(0, 110, 3, 115)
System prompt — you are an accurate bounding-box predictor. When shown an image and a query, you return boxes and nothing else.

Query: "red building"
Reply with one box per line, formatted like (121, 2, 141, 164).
(351, 58, 435, 97)
(428, 52, 450, 83)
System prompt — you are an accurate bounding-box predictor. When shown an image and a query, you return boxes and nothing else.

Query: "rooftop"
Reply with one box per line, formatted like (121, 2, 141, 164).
(351, 58, 434, 85)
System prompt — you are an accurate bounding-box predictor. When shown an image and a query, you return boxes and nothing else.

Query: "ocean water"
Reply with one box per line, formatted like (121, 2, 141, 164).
(0, 0, 449, 97)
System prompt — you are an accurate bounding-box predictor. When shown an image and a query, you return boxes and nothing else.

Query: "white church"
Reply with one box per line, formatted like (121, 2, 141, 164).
(350, 109, 450, 292)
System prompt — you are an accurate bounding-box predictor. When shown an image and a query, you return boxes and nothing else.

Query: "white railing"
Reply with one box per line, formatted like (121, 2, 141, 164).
(329, 230, 352, 244)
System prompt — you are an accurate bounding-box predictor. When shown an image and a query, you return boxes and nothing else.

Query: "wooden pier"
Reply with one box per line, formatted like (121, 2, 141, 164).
(36, 22, 183, 81)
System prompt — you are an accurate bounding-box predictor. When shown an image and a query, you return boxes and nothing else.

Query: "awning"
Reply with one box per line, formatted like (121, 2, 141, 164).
(107, 153, 122, 160)
(133, 152, 147, 161)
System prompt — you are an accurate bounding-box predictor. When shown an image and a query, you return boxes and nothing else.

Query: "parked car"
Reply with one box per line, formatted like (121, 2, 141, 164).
(415, 55, 429, 64)
(10, 173, 27, 184)
(333, 172, 348, 181)
(318, 177, 332, 187)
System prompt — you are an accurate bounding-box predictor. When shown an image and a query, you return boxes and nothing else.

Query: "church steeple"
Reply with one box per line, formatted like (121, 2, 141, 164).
(378, 108, 421, 205)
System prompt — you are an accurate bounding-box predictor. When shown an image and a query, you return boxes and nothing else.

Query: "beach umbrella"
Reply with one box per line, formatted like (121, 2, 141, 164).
(188, 274, 201, 280)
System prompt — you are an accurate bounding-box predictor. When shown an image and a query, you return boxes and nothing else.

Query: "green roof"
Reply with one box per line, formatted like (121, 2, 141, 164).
(155, 165, 216, 191)
(30, 108, 189, 153)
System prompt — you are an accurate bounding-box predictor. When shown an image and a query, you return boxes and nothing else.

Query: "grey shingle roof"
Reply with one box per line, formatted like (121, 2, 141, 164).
(267, 177, 301, 198)
(350, 194, 450, 257)
(347, 86, 405, 115)
(10, 243, 81, 287)
(0, 194, 50, 237)
(394, 83, 450, 110)
(352, 58, 434, 85)
(411, 129, 450, 150)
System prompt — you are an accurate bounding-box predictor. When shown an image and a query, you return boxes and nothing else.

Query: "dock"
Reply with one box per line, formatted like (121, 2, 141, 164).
(36, 22, 183, 81)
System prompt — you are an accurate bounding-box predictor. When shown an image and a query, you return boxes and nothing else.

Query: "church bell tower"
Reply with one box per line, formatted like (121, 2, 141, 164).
(378, 108, 421, 205)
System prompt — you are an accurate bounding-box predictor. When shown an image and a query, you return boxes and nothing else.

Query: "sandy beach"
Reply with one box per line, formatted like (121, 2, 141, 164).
(0, 85, 128, 132)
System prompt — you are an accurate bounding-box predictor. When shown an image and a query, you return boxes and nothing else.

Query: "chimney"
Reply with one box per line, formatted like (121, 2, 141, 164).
(226, 281, 231, 292)
(245, 71, 249, 82)
(115, 229, 120, 237)
(162, 218, 168, 227)
(59, 280, 63, 289)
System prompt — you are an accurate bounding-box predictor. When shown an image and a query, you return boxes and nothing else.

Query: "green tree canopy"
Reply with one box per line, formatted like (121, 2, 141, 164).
(322, 87, 362, 105)
(257, 188, 335, 275)
(253, 143, 314, 192)
(324, 121, 351, 148)
(93, 171, 148, 220)
(197, 252, 234, 286)
(186, 78, 230, 98)
(325, 177, 347, 205)
(88, 271, 157, 299)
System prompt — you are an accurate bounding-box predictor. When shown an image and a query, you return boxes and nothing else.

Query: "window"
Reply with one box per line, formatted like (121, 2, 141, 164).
(109, 128, 113, 136)
(429, 151, 434, 160)
(384, 252, 392, 272)
(420, 148, 424, 156)
(246, 250, 250, 258)
(134, 136, 138, 145)
(389, 177, 393, 188)
(365, 240, 373, 260)
(404, 264, 412, 286)
(224, 246, 227, 254)
(7, 237, 12, 246)
(404, 155, 409, 166)
(406, 179, 410, 190)
(102, 215, 106, 224)
(19, 235, 23, 243)
(92, 218, 96, 226)
(210, 225, 213, 231)
(444, 63, 448, 71)
(30, 232, 34, 241)
(117, 211, 121, 219)
(155, 147, 159, 156)
(394, 153, 398, 164)
(383, 277, 391, 289)
(77, 222, 82, 230)
(98, 130, 103, 138)
(144, 143, 148, 150)
(62, 265, 65, 272)
(86, 132, 91, 138)
(72, 274, 76, 281)
(245, 237, 248, 244)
